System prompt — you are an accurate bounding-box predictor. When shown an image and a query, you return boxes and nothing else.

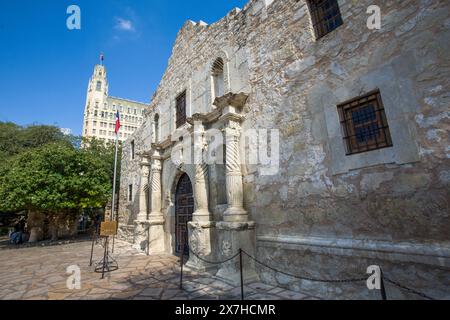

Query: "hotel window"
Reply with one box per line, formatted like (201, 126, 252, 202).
(176, 91, 187, 128)
(128, 185, 133, 202)
(337, 90, 393, 155)
(308, 0, 343, 39)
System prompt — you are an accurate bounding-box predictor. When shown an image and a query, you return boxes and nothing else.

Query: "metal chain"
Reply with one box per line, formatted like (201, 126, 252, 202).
(187, 244, 240, 265)
(384, 277, 436, 300)
(241, 250, 367, 283)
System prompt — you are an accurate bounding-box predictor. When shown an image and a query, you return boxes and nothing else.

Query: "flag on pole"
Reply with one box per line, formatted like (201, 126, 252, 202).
(115, 111, 121, 134)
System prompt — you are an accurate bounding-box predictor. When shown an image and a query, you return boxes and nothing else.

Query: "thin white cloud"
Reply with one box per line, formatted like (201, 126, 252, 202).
(115, 18, 135, 32)
(60, 128, 72, 136)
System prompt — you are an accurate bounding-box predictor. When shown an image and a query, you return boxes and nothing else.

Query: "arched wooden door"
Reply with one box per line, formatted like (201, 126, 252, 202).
(175, 173, 194, 255)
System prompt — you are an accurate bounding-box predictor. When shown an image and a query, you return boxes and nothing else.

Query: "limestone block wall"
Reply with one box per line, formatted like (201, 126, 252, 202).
(118, 120, 152, 227)
(118, 0, 450, 298)
(239, 0, 450, 299)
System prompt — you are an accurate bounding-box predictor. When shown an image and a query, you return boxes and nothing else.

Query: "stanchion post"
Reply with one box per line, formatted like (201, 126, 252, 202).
(180, 234, 185, 290)
(380, 267, 387, 300)
(89, 229, 96, 267)
(239, 249, 244, 301)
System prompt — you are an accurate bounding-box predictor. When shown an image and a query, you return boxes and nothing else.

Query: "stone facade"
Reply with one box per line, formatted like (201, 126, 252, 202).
(119, 0, 450, 299)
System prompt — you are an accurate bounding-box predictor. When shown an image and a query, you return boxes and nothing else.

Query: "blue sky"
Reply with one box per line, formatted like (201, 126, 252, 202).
(0, 0, 248, 135)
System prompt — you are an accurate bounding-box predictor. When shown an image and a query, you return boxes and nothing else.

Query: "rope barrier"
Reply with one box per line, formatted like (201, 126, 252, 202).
(241, 249, 368, 284)
(384, 277, 436, 300)
(188, 244, 241, 265)
(176, 243, 439, 300)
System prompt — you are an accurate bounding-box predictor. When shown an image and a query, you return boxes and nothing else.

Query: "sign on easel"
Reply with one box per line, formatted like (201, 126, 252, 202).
(100, 221, 118, 237)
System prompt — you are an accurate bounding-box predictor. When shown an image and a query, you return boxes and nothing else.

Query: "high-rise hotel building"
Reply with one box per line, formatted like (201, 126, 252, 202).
(82, 64, 148, 143)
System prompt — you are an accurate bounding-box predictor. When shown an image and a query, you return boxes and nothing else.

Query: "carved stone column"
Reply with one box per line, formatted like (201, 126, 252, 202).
(214, 92, 258, 285)
(192, 119, 212, 222)
(186, 118, 216, 272)
(133, 157, 150, 252)
(223, 123, 248, 222)
(147, 147, 166, 254)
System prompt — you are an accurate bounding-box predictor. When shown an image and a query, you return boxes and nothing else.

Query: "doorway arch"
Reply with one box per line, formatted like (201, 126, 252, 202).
(175, 173, 194, 255)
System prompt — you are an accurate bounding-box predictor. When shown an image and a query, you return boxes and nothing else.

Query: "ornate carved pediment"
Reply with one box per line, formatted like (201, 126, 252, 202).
(213, 92, 248, 110)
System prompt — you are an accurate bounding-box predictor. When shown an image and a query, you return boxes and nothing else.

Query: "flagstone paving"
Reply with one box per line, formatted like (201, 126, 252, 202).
(0, 239, 318, 300)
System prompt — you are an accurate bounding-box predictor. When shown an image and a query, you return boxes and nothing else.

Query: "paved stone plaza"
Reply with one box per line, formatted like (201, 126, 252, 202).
(0, 240, 317, 300)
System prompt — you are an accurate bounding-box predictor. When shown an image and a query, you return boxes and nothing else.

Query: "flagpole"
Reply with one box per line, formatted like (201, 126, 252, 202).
(111, 133, 119, 222)
(111, 112, 120, 254)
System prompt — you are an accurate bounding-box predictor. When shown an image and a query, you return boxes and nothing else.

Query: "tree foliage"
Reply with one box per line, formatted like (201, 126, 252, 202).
(0, 123, 119, 215)
(0, 122, 67, 161)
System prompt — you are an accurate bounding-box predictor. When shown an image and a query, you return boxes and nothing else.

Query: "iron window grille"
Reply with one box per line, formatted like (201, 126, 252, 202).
(176, 91, 187, 128)
(308, 0, 343, 39)
(337, 90, 393, 155)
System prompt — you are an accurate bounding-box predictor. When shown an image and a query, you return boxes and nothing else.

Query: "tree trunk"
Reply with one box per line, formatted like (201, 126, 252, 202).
(27, 211, 45, 243)
(48, 213, 59, 241)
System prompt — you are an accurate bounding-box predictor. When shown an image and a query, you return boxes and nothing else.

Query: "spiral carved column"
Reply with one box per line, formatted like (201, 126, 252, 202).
(215, 93, 258, 285)
(147, 148, 166, 254)
(134, 158, 150, 252)
(224, 124, 248, 222)
(186, 121, 216, 272)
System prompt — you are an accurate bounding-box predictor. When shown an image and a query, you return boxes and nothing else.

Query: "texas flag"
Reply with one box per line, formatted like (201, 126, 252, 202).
(115, 111, 121, 134)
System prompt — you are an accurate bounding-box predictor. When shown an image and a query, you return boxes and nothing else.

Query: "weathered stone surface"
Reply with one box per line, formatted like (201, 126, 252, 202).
(117, 0, 450, 299)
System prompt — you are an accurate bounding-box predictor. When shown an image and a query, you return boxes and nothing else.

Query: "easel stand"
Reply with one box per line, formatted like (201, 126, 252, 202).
(94, 236, 119, 279)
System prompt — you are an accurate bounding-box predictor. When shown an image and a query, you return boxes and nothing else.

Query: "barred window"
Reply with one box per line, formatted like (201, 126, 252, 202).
(176, 91, 187, 128)
(337, 90, 393, 155)
(308, 0, 343, 39)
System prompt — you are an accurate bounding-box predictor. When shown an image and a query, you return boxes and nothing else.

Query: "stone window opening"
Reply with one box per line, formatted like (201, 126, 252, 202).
(96, 81, 102, 91)
(176, 91, 187, 128)
(337, 89, 393, 156)
(131, 140, 135, 160)
(308, 0, 343, 39)
(211, 57, 225, 100)
(153, 114, 160, 143)
(128, 184, 133, 202)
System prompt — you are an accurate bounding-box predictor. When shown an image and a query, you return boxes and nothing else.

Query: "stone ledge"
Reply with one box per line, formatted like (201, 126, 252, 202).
(257, 235, 450, 267)
(216, 221, 256, 231)
(188, 221, 216, 229)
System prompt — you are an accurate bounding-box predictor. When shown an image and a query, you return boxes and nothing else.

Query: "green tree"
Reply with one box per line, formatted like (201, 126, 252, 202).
(0, 122, 70, 161)
(0, 123, 122, 240)
(0, 142, 112, 213)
